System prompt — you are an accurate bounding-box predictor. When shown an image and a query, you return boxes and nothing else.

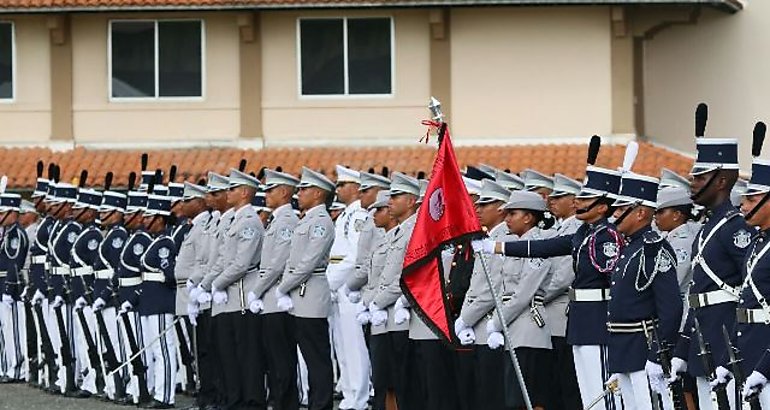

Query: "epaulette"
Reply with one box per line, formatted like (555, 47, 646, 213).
(643, 230, 664, 245)
(725, 208, 743, 220)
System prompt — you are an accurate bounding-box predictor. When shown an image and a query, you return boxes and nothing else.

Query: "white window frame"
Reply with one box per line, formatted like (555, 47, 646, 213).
(108, 19, 206, 102)
(0, 21, 16, 103)
(296, 16, 395, 99)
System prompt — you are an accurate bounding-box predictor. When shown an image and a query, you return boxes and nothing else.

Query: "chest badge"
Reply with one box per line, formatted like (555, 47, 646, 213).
(133, 243, 145, 255)
(603, 242, 619, 258)
(112, 237, 124, 249)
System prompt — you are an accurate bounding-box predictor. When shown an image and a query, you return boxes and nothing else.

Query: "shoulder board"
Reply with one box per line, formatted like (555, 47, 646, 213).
(725, 208, 743, 220)
(643, 230, 664, 244)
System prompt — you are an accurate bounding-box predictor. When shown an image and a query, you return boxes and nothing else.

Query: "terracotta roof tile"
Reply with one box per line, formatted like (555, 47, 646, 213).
(0, 142, 693, 191)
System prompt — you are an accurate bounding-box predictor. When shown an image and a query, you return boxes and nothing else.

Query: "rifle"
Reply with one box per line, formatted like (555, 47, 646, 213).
(694, 318, 730, 410)
(94, 307, 126, 400)
(54, 301, 76, 394)
(21, 287, 39, 385)
(120, 310, 152, 404)
(74, 299, 105, 394)
(652, 325, 685, 410)
(174, 318, 197, 392)
(721, 325, 761, 410)
(32, 301, 58, 388)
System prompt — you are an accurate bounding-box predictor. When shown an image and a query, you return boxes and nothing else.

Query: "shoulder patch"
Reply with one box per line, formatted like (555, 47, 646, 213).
(354, 218, 365, 233)
(280, 227, 293, 241)
(241, 226, 257, 240)
(133, 243, 145, 255)
(311, 225, 327, 239)
(733, 229, 752, 249)
(87, 239, 99, 251)
(10, 238, 19, 250)
(112, 237, 124, 249)
(657, 253, 673, 273)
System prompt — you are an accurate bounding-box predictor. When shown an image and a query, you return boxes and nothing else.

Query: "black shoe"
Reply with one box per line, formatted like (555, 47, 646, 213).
(64, 389, 92, 398)
(45, 386, 61, 395)
(114, 395, 133, 406)
(141, 399, 174, 409)
(0, 376, 11, 384)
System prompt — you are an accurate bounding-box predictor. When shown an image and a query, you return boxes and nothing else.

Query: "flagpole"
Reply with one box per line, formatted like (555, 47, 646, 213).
(476, 250, 534, 410)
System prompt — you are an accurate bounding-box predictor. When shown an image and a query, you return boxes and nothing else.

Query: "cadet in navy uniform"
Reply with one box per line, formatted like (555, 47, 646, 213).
(454, 179, 510, 410)
(544, 173, 584, 410)
(669, 136, 751, 410)
(68, 175, 104, 398)
(606, 172, 682, 409)
(247, 169, 301, 410)
(139, 191, 178, 409)
(92, 173, 130, 403)
(475, 138, 624, 410)
(0, 190, 29, 383)
(743, 345, 770, 402)
(167, 171, 190, 252)
(275, 167, 336, 410)
(710, 141, 770, 408)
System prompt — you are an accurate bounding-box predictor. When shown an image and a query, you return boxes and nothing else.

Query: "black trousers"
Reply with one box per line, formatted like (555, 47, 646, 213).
(504, 347, 552, 409)
(454, 346, 475, 410)
(550, 336, 582, 410)
(389, 331, 412, 410)
(408, 339, 460, 410)
(475, 345, 505, 410)
(262, 312, 299, 410)
(294, 317, 333, 410)
(196, 309, 222, 407)
(215, 311, 267, 410)
(369, 333, 392, 410)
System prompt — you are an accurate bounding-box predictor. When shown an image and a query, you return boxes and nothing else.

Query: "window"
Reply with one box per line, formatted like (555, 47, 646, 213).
(110, 20, 203, 99)
(299, 17, 392, 96)
(0, 22, 14, 100)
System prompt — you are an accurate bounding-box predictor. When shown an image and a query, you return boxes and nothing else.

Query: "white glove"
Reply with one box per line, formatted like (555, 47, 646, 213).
(471, 239, 496, 255)
(188, 311, 198, 326)
(486, 317, 503, 334)
(743, 371, 768, 400)
(186, 279, 195, 292)
(119, 301, 133, 314)
(197, 285, 212, 304)
(31, 290, 45, 305)
(454, 317, 470, 336)
(667, 358, 688, 383)
(20, 286, 29, 302)
(74, 296, 87, 310)
(1, 294, 13, 306)
(348, 291, 361, 304)
(92, 297, 106, 312)
(710, 366, 732, 388)
(458, 328, 475, 345)
(276, 288, 293, 312)
(395, 295, 410, 310)
(52, 295, 65, 308)
(371, 309, 388, 326)
(356, 310, 371, 325)
(487, 331, 504, 349)
(606, 374, 622, 395)
(394, 308, 410, 325)
(249, 298, 263, 314)
(212, 289, 228, 305)
(330, 290, 338, 303)
(189, 284, 202, 301)
(645, 361, 668, 395)
(187, 303, 199, 324)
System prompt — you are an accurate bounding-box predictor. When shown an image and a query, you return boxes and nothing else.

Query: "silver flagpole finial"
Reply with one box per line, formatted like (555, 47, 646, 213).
(428, 96, 444, 123)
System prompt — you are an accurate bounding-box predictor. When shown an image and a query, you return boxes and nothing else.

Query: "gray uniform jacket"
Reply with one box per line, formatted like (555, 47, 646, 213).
(211, 204, 265, 316)
(201, 208, 236, 291)
(372, 213, 417, 333)
(665, 220, 701, 329)
(347, 213, 383, 292)
(173, 212, 208, 315)
(459, 222, 509, 345)
(189, 210, 216, 286)
(277, 204, 335, 319)
(364, 226, 395, 336)
(543, 215, 582, 337)
(252, 203, 298, 314)
(496, 227, 556, 349)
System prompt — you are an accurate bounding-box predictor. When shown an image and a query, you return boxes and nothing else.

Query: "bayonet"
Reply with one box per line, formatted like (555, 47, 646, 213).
(694, 318, 730, 410)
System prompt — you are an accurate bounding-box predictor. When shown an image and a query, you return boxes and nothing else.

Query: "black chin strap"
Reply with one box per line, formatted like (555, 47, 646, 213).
(576, 196, 605, 215)
(745, 192, 770, 222)
(613, 203, 639, 228)
(691, 169, 721, 202)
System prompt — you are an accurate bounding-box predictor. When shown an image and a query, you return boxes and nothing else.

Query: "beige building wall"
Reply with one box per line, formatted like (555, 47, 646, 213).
(71, 12, 241, 144)
(644, 4, 765, 167)
(450, 7, 613, 142)
(260, 9, 431, 146)
(0, 16, 52, 143)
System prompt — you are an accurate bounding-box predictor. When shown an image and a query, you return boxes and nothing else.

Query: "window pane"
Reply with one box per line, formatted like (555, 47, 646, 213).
(111, 21, 155, 98)
(0, 23, 12, 99)
(348, 18, 391, 95)
(158, 21, 202, 97)
(300, 19, 344, 95)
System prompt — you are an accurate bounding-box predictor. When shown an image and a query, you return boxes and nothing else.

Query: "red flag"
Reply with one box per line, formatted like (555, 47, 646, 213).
(400, 122, 483, 344)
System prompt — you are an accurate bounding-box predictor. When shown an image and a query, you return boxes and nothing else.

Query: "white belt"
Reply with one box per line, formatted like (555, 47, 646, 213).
(94, 269, 114, 280)
(688, 289, 739, 308)
(72, 266, 94, 277)
(119, 277, 141, 287)
(736, 308, 770, 325)
(569, 288, 611, 302)
(52, 267, 70, 276)
(142, 272, 165, 283)
(32, 255, 47, 264)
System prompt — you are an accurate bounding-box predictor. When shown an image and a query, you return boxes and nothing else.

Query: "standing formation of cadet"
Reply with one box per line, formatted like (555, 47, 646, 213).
(3, 104, 770, 410)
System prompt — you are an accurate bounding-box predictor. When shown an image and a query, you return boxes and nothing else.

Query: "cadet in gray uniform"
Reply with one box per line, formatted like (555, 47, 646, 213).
(454, 179, 510, 410)
(275, 167, 336, 410)
(248, 168, 301, 410)
(209, 169, 266, 409)
(367, 172, 420, 410)
(544, 174, 584, 410)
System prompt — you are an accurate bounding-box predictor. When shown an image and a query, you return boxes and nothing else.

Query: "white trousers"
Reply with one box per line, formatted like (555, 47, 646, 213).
(697, 376, 737, 410)
(48, 303, 74, 393)
(617, 370, 652, 410)
(141, 314, 177, 405)
(0, 302, 26, 380)
(73, 305, 98, 393)
(330, 292, 371, 410)
(573, 344, 624, 410)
